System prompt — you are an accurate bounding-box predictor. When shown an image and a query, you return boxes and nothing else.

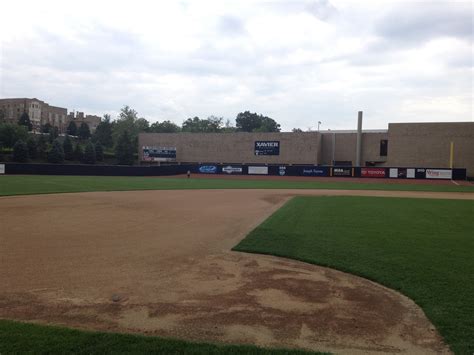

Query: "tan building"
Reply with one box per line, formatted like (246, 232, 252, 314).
(67, 112, 101, 133)
(139, 121, 474, 176)
(0, 98, 101, 133)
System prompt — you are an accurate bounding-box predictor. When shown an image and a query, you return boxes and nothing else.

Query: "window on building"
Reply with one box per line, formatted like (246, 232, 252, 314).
(380, 140, 388, 156)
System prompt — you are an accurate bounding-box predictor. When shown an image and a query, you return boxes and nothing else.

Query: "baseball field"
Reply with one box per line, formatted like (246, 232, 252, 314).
(0, 175, 473, 354)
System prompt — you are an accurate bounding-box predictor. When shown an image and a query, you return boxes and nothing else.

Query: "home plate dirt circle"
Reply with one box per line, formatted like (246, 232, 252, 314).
(0, 189, 462, 354)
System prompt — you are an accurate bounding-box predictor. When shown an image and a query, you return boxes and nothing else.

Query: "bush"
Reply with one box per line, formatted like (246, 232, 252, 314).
(37, 134, 49, 159)
(26, 136, 38, 159)
(48, 139, 65, 163)
(12, 140, 28, 162)
(18, 112, 33, 131)
(83, 141, 96, 164)
(73, 143, 83, 162)
(49, 126, 59, 144)
(95, 143, 104, 162)
(63, 135, 74, 160)
(78, 122, 91, 140)
(115, 131, 134, 165)
(0, 123, 28, 148)
(67, 121, 77, 136)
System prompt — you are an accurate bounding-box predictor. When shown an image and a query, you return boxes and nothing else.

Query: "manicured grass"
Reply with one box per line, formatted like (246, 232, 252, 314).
(233, 196, 474, 354)
(0, 319, 320, 354)
(0, 175, 473, 197)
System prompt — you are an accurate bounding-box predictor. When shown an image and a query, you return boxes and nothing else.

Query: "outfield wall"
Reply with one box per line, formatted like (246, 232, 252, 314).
(138, 132, 321, 165)
(1, 163, 466, 180)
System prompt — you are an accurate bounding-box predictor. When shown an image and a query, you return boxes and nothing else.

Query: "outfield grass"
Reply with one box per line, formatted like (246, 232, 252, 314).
(233, 196, 474, 355)
(0, 320, 320, 354)
(0, 175, 473, 196)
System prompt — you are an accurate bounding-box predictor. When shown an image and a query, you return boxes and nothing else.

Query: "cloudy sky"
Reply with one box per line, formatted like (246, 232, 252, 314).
(0, 0, 472, 131)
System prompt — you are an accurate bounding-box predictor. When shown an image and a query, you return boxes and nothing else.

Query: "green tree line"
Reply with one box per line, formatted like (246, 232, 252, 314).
(0, 106, 281, 165)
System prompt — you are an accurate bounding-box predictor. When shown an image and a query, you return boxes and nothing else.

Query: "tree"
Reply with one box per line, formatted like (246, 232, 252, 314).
(235, 111, 281, 132)
(0, 108, 5, 123)
(93, 115, 113, 147)
(149, 120, 181, 133)
(222, 119, 237, 133)
(49, 126, 59, 143)
(41, 123, 52, 134)
(77, 122, 91, 140)
(136, 117, 150, 132)
(26, 136, 38, 159)
(83, 141, 96, 164)
(112, 106, 141, 152)
(12, 140, 28, 162)
(292, 128, 303, 132)
(182, 116, 223, 133)
(67, 121, 77, 136)
(37, 134, 49, 159)
(0, 123, 28, 148)
(48, 139, 65, 163)
(63, 135, 74, 160)
(18, 112, 33, 131)
(115, 130, 134, 165)
(95, 143, 104, 162)
(73, 143, 83, 162)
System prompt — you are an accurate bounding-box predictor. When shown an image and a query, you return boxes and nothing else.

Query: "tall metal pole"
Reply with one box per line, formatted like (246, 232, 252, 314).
(355, 111, 363, 167)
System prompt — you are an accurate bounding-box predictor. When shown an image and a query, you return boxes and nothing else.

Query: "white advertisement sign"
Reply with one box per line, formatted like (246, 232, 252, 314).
(222, 166, 242, 174)
(0, 164, 4, 174)
(426, 169, 452, 179)
(248, 166, 268, 175)
(407, 169, 415, 178)
(389, 168, 398, 178)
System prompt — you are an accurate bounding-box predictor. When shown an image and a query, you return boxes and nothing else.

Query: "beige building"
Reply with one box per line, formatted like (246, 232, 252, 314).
(139, 121, 474, 176)
(67, 112, 101, 133)
(0, 98, 101, 133)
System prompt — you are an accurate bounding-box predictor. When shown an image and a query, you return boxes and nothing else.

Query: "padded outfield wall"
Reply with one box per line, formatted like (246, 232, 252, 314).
(138, 132, 321, 165)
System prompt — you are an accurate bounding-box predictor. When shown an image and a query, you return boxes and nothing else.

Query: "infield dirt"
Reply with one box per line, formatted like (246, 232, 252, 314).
(1, 189, 467, 354)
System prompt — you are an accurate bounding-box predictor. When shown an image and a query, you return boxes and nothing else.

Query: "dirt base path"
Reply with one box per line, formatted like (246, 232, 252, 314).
(1, 189, 465, 354)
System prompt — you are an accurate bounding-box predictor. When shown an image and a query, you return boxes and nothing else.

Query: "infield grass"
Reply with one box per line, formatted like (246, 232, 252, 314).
(0, 319, 320, 355)
(0, 175, 473, 196)
(233, 196, 474, 355)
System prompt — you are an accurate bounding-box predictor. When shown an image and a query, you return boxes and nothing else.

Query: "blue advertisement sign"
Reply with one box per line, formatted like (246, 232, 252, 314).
(301, 167, 328, 176)
(199, 165, 217, 174)
(255, 141, 280, 156)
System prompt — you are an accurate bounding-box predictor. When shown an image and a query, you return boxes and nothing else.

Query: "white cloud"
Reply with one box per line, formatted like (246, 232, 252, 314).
(0, 0, 472, 131)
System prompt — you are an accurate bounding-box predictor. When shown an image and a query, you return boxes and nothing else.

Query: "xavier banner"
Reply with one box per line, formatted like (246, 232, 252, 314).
(255, 141, 280, 156)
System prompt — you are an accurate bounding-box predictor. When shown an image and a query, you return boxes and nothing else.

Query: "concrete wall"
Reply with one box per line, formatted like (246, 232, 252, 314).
(320, 132, 388, 165)
(386, 122, 474, 176)
(139, 132, 321, 165)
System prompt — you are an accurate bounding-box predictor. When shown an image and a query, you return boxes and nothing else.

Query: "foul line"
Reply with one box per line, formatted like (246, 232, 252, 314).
(451, 180, 460, 186)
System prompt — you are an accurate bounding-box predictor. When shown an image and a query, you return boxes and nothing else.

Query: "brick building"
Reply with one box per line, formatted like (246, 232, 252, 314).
(0, 98, 100, 133)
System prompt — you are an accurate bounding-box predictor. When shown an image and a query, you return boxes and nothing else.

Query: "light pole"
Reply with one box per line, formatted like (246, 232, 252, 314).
(318, 121, 321, 131)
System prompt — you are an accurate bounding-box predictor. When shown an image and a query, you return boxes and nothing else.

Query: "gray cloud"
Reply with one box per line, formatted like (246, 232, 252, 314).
(376, 2, 472, 44)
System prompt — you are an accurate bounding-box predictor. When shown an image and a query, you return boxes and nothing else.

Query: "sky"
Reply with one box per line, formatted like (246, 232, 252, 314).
(0, 0, 472, 131)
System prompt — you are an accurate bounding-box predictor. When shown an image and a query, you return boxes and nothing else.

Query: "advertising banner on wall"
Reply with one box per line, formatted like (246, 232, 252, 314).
(332, 167, 353, 177)
(222, 166, 243, 174)
(142, 146, 177, 162)
(254, 141, 280, 156)
(0, 164, 4, 174)
(361, 168, 386, 178)
(248, 166, 269, 175)
(389, 168, 398, 178)
(407, 169, 415, 179)
(301, 167, 329, 176)
(426, 169, 452, 179)
(198, 165, 218, 174)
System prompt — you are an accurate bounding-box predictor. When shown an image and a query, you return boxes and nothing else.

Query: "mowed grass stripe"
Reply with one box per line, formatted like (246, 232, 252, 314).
(233, 196, 474, 355)
(0, 175, 473, 196)
(0, 320, 322, 355)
